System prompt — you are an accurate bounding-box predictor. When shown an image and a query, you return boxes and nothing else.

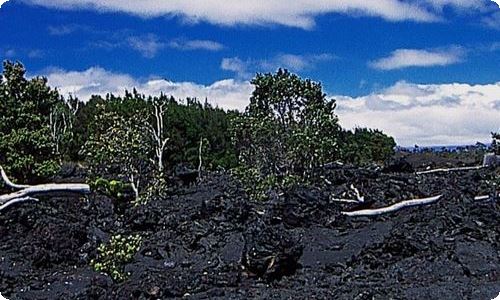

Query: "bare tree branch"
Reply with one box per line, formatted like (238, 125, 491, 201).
(416, 165, 484, 175)
(0, 166, 30, 189)
(0, 165, 91, 210)
(342, 195, 442, 217)
(0, 197, 39, 212)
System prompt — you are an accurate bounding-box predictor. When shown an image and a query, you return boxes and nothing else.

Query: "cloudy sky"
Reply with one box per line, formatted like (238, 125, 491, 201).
(0, 0, 499, 146)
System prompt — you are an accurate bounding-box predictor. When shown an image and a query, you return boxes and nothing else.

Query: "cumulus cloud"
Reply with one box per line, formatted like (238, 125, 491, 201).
(369, 47, 465, 70)
(335, 81, 500, 146)
(22, 0, 446, 29)
(0, 0, 8, 8)
(221, 53, 335, 77)
(168, 39, 224, 51)
(41, 67, 253, 111)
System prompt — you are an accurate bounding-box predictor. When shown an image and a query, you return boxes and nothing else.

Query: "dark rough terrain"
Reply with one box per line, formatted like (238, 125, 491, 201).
(0, 155, 499, 299)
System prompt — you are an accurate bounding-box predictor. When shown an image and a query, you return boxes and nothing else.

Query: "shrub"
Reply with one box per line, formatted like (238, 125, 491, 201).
(90, 177, 129, 199)
(340, 128, 396, 165)
(0, 61, 61, 182)
(233, 69, 341, 180)
(91, 234, 142, 282)
(492, 132, 499, 155)
(81, 104, 152, 198)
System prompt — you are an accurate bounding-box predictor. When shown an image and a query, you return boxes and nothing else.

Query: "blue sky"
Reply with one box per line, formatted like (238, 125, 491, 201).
(0, 0, 499, 146)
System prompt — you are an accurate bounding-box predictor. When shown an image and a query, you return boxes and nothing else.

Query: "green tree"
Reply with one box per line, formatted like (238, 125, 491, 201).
(340, 128, 396, 165)
(234, 69, 341, 179)
(492, 132, 499, 155)
(81, 104, 151, 198)
(0, 61, 60, 182)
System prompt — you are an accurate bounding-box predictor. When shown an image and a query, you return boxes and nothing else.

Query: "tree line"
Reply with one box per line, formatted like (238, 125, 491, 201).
(1, 61, 404, 199)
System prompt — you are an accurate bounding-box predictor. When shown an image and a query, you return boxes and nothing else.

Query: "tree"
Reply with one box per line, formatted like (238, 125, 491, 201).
(233, 69, 341, 179)
(340, 128, 396, 165)
(81, 104, 151, 198)
(492, 132, 499, 155)
(0, 61, 60, 182)
(146, 98, 169, 173)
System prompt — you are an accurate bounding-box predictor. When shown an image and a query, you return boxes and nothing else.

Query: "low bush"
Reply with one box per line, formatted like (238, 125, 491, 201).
(91, 234, 142, 282)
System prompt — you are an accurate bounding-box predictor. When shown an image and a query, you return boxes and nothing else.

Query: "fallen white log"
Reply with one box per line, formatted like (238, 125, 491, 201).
(0, 166, 30, 189)
(0, 165, 91, 211)
(342, 195, 442, 217)
(0, 183, 91, 205)
(0, 196, 38, 211)
(331, 198, 359, 203)
(416, 165, 484, 175)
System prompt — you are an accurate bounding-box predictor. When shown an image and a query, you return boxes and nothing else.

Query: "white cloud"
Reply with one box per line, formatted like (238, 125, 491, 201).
(23, 0, 445, 29)
(483, 10, 500, 29)
(335, 81, 500, 146)
(41, 67, 253, 111)
(0, 0, 8, 7)
(168, 39, 224, 51)
(127, 34, 165, 58)
(221, 53, 335, 77)
(39, 67, 500, 146)
(369, 47, 465, 70)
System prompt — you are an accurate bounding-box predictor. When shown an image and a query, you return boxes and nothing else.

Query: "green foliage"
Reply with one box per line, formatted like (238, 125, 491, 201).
(0, 61, 61, 182)
(233, 69, 341, 181)
(133, 176, 170, 206)
(70, 93, 238, 170)
(340, 128, 396, 165)
(81, 103, 152, 197)
(91, 234, 142, 282)
(492, 132, 499, 155)
(91, 177, 129, 199)
(232, 167, 301, 201)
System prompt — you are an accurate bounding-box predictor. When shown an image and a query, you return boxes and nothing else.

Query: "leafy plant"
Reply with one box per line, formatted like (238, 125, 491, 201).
(232, 165, 302, 201)
(492, 132, 499, 155)
(340, 128, 396, 165)
(233, 69, 341, 181)
(91, 234, 142, 282)
(0, 61, 62, 182)
(90, 177, 129, 199)
(81, 104, 152, 198)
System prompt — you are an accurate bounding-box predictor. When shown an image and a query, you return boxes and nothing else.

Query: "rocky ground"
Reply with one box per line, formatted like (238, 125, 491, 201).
(0, 154, 499, 299)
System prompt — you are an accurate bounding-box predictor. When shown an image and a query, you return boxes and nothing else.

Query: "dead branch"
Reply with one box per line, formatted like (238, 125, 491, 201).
(342, 195, 442, 217)
(0, 165, 91, 211)
(331, 184, 364, 203)
(0, 197, 39, 211)
(416, 165, 484, 175)
(0, 166, 30, 189)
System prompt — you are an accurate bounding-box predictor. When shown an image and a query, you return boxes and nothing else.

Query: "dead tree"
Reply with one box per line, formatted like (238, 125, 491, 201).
(0, 165, 90, 211)
(147, 101, 169, 172)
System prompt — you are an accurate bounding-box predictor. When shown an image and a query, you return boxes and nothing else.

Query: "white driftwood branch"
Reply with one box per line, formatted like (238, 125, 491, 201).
(0, 166, 30, 189)
(416, 165, 484, 175)
(0, 165, 91, 210)
(342, 195, 442, 217)
(474, 192, 499, 201)
(331, 198, 359, 203)
(331, 184, 365, 203)
(0, 183, 91, 205)
(351, 184, 365, 202)
(0, 197, 39, 212)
